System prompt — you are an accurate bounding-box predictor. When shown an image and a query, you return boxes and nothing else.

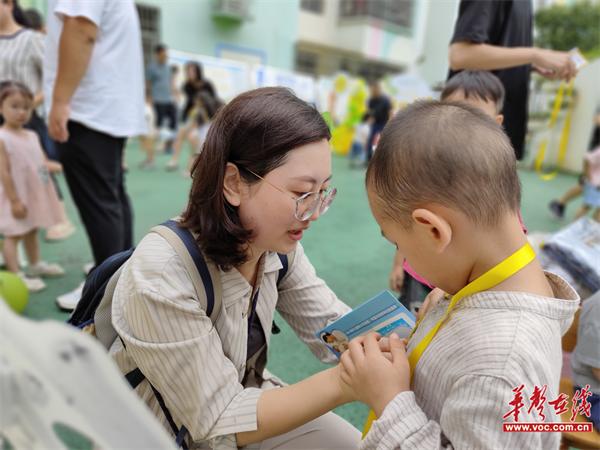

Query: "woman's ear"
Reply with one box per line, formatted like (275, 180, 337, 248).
(411, 208, 452, 253)
(495, 114, 504, 126)
(223, 163, 242, 207)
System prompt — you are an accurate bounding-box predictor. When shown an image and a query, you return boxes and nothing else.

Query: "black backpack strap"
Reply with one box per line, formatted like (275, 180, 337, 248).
(120, 337, 189, 449)
(276, 253, 289, 285)
(152, 220, 222, 323)
(272, 253, 291, 335)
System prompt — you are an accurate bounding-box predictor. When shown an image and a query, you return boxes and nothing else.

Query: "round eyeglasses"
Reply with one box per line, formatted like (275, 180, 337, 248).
(244, 168, 337, 221)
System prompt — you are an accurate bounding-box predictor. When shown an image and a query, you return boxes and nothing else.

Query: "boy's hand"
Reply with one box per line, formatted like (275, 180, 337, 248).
(11, 200, 27, 219)
(339, 333, 410, 417)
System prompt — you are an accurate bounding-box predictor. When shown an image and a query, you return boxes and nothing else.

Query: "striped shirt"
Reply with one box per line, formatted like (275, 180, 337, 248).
(110, 233, 350, 449)
(0, 28, 44, 93)
(363, 273, 579, 450)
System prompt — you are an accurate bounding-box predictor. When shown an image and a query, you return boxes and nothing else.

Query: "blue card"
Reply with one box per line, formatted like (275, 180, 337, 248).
(317, 290, 416, 358)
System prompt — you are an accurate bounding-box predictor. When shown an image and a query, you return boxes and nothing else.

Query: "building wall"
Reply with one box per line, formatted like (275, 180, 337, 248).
(416, 0, 459, 87)
(136, 0, 299, 70)
(298, 0, 427, 70)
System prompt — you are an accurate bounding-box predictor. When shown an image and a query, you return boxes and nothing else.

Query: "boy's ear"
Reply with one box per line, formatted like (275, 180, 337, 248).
(223, 162, 243, 207)
(411, 208, 452, 253)
(495, 114, 504, 125)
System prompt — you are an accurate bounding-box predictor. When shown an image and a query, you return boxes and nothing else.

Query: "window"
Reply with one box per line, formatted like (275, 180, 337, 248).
(301, 0, 324, 14)
(135, 3, 161, 67)
(339, 0, 413, 29)
(295, 50, 318, 75)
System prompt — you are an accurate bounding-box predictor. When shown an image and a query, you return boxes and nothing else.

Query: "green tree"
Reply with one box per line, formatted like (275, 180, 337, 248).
(535, 1, 600, 58)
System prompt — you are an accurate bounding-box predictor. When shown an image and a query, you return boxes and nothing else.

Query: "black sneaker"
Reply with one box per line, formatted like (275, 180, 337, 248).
(549, 200, 565, 219)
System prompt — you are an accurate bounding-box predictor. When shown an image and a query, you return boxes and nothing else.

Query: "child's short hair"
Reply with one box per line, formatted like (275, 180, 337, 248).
(0, 81, 33, 105)
(441, 71, 505, 114)
(366, 100, 520, 228)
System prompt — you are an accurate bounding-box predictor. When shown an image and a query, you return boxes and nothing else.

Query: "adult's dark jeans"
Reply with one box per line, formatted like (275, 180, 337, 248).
(57, 121, 133, 265)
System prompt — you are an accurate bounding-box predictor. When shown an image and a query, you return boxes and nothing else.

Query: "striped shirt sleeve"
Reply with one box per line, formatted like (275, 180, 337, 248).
(276, 243, 351, 364)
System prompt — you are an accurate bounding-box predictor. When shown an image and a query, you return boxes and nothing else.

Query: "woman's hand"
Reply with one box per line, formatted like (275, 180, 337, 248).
(339, 333, 410, 417)
(11, 199, 27, 219)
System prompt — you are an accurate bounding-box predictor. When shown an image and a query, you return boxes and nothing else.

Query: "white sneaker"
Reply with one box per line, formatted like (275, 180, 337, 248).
(28, 261, 65, 278)
(82, 262, 95, 275)
(56, 282, 84, 312)
(165, 157, 179, 170)
(17, 272, 46, 293)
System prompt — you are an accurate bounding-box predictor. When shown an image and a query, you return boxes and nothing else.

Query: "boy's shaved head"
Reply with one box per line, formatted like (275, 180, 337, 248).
(366, 100, 521, 228)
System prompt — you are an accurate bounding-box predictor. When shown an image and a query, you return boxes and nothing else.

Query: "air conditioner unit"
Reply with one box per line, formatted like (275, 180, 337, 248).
(213, 0, 250, 22)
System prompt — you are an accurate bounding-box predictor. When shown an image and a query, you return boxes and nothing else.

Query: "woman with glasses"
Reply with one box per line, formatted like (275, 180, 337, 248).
(110, 87, 361, 449)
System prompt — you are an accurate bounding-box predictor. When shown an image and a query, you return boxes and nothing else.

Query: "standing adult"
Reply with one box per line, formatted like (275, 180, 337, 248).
(166, 61, 216, 170)
(147, 44, 177, 154)
(45, 0, 146, 310)
(448, 0, 577, 160)
(365, 81, 391, 161)
(181, 61, 216, 123)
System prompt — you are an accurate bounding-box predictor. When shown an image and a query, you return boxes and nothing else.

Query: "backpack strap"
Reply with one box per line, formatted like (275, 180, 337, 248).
(271, 252, 293, 335)
(94, 264, 126, 348)
(150, 220, 223, 324)
(276, 253, 289, 285)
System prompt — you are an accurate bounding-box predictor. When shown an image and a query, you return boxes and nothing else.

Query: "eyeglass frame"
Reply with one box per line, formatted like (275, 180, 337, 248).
(240, 167, 337, 221)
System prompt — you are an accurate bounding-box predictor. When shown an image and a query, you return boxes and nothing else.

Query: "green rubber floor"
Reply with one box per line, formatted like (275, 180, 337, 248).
(18, 139, 583, 430)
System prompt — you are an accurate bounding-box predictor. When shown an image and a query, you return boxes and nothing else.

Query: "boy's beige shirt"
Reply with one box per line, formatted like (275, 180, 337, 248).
(363, 272, 579, 450)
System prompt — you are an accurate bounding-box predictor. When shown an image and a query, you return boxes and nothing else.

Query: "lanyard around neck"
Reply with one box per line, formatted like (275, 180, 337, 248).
(362, 242, 536, 438)
(407, 242, 536, 379)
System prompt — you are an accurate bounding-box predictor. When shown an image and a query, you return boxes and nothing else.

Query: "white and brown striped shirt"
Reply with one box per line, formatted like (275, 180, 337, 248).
(363, 273, 579, 450)
(0, 28, 44, 93)
(110, 233, 350, 449)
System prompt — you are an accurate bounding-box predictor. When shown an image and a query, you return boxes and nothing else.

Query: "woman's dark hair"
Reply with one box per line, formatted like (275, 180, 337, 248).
(3, 0, 29, 27)
(185, 61, 204, 81)
(23, 8, 43, 31)
(181, 87, 331, 269)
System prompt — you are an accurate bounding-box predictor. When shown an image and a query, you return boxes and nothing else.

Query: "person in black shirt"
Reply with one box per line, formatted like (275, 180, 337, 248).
(180, 61, 215, 122)
(365, 81, 391, 161)
(166, 61, 216, 171)
(448, 0, 577, 160)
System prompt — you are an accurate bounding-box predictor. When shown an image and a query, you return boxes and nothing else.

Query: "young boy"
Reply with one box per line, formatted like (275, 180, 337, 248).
(389, 71, 506, 313)
(340, 101, 579, 449)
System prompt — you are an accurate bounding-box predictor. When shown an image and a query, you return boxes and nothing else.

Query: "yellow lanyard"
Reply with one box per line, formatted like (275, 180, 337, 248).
(534, 80, 575, 181)
(362, 242, 536, 437)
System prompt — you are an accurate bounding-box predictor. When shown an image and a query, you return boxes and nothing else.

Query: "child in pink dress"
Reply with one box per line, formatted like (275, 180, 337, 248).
(0, 82, 64, 292)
